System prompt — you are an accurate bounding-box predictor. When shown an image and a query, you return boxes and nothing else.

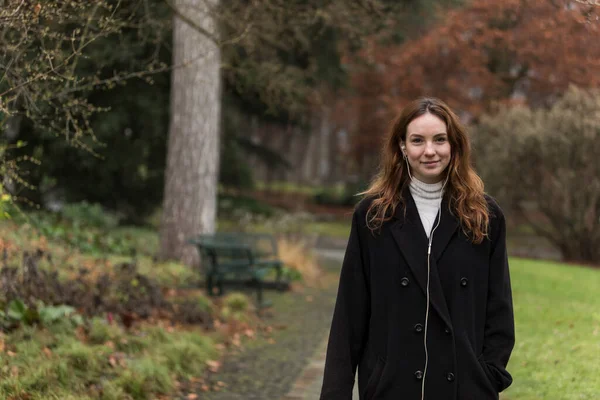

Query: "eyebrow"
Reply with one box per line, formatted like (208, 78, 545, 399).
(407, 132, 448, 137)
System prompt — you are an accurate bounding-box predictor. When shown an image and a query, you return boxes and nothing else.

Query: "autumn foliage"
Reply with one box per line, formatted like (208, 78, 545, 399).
(342, 0, 600, 136)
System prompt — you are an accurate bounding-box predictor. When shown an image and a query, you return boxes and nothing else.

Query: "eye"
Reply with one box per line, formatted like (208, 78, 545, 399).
(411, 138, 423, 144)
(436, 137, 447, 143)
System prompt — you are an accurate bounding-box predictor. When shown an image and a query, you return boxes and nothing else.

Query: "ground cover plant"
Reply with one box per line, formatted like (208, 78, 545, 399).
(0, 207, 308, 399)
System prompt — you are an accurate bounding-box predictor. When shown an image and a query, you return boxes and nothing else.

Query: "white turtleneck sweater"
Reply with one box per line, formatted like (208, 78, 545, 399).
(409, 177, 444, 238)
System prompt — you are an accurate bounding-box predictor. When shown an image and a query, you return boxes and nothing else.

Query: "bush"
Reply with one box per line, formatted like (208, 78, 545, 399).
(313, 181, 365, 207)
(0, 297, 83, 332)
(12, 204, 154, 256)
(60, 202, 120, 230)
(222, 292, 251, 312)
(0, 252, 168, 328)
(472, 86, 600, 263)
(220, 292, 253, 322)
(218, 193, 276, 218)
(171, 296, 214, 328)
(277, 238, 322, 286)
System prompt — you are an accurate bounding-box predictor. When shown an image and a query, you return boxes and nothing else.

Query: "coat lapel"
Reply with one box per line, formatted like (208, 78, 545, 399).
(390, 189, 458, 330)
(390, 196, 428, 295)
(431, 196, 460, 263)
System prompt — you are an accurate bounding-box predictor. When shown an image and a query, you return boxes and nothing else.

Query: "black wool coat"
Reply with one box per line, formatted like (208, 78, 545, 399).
(320, 190, 515, 400)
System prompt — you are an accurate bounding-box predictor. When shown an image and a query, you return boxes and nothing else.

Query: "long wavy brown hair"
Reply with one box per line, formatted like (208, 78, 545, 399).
(361, 97, 489, 243)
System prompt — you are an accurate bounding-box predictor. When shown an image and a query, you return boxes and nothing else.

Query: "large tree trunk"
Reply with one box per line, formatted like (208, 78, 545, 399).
(159, 0, 221, 266)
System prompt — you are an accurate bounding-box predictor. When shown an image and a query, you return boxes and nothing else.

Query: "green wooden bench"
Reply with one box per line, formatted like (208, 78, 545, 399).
(187, 232, 288, 307)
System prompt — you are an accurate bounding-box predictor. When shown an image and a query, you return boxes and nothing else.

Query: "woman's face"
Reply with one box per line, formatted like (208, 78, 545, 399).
(402, 112, 452, 184)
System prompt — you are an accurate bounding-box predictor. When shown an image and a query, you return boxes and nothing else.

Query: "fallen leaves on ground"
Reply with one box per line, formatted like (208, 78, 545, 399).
(206, 359, 221, 373)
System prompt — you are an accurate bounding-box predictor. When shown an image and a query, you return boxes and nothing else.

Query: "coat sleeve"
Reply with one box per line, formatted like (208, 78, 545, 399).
(320, 210, 370, 400)
(481, 207, 515, 393)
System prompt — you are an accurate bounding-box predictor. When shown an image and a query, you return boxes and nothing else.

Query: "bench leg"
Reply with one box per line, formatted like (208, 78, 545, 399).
(256, 279, 263, 305)
(216, 276, 224, 296)
(206, 274, 215, 296)
(254, 278, 271, 308)
(275, 265, 285, 291)
(207, 273, 225, 296)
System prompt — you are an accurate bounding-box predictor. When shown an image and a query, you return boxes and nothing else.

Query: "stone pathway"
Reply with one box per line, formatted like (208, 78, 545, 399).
(281, 334, 359, 400)
(280, 336, 328, 400)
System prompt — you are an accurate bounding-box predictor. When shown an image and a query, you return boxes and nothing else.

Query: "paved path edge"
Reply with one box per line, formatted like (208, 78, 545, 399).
(281, 335, 328, 400)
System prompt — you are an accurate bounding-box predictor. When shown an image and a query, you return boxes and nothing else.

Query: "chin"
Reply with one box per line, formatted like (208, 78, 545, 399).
(418, 171, 443, 182)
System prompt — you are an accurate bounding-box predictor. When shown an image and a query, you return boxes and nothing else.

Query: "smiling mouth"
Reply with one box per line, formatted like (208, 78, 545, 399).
(422, 161, 439, 165)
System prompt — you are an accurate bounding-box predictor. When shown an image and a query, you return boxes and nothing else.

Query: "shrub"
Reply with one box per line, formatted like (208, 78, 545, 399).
(472, 86, 600, 263)
(171, 296, 214, 328)
(0, 253, 168, 329)
(220, 292, 253, 322)
(0, 298, 82, 332)
(313, 181, 366, 207)
(218, 193, 276, 218)
(277, 238, 322, 286)
(11, 205, 157, 257)
(222, 292, 251, 313)
(60, 202, 119, 230)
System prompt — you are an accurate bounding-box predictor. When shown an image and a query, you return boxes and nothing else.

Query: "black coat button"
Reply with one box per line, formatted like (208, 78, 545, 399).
(401, 277, 410, 287)
(447, 372, 455, 382)
(414, 323, 423, 333)
(414, 370, 423, 380)
(460, 277, 468, 287)
(444, 327, 452, 335)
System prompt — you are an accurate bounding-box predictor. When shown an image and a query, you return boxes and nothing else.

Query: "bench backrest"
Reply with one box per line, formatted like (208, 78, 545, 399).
(188, 232, 279, 262)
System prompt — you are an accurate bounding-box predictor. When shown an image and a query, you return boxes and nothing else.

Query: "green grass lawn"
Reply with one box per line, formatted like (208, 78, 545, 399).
(504, 258, 600, 400)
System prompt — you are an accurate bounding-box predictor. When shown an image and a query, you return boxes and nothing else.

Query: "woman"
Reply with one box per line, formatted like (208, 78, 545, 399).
(320, 97, 515, 400)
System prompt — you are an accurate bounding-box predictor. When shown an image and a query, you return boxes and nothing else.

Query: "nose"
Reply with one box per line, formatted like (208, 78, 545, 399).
(424, 142, 436, 156)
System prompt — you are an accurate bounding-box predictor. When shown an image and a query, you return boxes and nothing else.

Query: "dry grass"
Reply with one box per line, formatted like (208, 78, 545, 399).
(277, 238, 323, 287)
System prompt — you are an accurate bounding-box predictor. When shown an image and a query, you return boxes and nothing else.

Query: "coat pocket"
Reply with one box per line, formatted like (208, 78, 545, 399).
(363, 356, 385, 400)
(477, 353, 513, 393)
(477, 354, 498, 392)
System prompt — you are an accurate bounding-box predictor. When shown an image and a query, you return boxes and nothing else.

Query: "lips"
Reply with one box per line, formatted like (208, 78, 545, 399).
(422, 161, 439, 165)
